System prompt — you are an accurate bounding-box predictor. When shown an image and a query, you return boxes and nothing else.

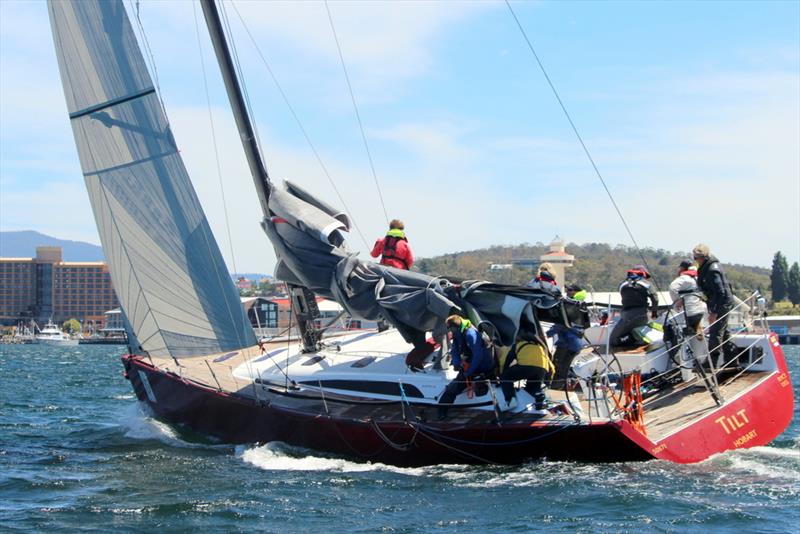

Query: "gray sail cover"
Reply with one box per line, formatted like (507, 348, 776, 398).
(266, 182, 582, 347)
(48, 0, 255, 358)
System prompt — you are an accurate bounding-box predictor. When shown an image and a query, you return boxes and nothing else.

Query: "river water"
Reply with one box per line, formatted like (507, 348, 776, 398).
(1, 344, 798, 532)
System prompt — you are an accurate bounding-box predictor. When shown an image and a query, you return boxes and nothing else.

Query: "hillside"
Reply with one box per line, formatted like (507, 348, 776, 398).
(0, 231, 104, 261)
(414, 242, 771, 300)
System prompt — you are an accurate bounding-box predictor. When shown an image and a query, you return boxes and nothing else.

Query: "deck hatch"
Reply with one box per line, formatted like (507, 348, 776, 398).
(302, 355, 325, 366)
(213, 351, 239, 363)
(351, 356, 376, 368)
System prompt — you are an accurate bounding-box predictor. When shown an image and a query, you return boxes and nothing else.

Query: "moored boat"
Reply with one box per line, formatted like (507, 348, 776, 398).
(35, 320, 79, 346)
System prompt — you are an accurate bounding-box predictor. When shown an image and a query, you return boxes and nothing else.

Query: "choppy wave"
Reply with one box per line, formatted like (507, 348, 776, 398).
(3, 343, 797, 532)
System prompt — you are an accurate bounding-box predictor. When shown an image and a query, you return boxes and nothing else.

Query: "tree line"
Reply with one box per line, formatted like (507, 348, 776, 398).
(770, 251, 800, 305)
(414, 242, 772, 301)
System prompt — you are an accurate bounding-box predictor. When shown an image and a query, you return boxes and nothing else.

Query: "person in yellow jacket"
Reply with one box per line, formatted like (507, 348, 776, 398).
(498, 327, 554, 413)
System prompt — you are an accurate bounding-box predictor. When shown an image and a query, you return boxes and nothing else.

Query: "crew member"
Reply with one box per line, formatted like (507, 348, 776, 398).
(565, 283, 587, 302)
(609, 265, 659, 346)
(499, 327, 554, 413)
(371, 219, 414, 270)
(668, 259, 706, 335)
(437, 315, 495, 420)
(526, 262, 561, 296)
(693, 244, 735, 366)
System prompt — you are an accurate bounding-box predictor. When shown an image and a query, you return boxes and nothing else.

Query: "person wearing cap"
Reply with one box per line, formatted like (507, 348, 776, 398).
(609, 265, 659, 346)
(371, 219, 414, 270)
(566, 283, 587, 302)
(693, 244, 735, 365)
(669, 259, 707, 335)
(437, 315, 495, 420)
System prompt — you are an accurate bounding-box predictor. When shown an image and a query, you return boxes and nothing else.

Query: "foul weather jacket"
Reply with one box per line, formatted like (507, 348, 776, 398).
(619, 276, 659, 315)
(371, 229, 414, 270)
(525, 273, 561, 297)
(450, 324, 494, 378)
(669, 272, 707, 319)
(696, 255, 733, 315)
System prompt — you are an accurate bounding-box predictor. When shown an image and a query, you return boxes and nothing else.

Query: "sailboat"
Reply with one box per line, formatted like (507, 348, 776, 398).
(48, 0, 793, 465)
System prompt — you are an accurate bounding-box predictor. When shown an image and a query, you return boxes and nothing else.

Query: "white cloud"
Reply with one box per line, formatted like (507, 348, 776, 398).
(1, 0, 797, 276)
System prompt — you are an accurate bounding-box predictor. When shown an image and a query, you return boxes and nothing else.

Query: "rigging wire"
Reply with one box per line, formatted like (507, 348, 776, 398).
(504, 0, 658, 287)
(227, 0, 371, 251)
(218, 1, 267, 169)
(129, 1, 167, 119)
(121, 0, 245, 351)
(324, 0, 390, 225)
(191, 2, 239, 277)
(124, 1, 252, 351)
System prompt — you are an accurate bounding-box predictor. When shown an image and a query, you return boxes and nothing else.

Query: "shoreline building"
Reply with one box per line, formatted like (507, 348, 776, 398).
(0, 246, 119, 328)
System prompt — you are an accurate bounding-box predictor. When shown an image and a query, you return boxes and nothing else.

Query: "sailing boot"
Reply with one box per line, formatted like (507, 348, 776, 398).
(500, 397, 518, 412)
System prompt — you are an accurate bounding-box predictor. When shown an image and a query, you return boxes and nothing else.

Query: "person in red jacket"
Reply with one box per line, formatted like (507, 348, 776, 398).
(371, 219, 414, 270)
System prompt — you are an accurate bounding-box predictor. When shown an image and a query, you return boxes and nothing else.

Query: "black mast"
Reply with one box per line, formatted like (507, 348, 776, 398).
(200, 0, 321, 352)
(200, 0, 271, 216)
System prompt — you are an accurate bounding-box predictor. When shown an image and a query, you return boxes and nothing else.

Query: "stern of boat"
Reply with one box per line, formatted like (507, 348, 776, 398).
(618, 333, 794, 463)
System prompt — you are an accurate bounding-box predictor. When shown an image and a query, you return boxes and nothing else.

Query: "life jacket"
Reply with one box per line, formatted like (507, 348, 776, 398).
(676, 273, 704, 300)
(572, 289, 587, 302)
(536, 271, 556, 284)
(504, 341, 555, 373)
(381, 229, 409, 269)
(619, 277, 654, 309)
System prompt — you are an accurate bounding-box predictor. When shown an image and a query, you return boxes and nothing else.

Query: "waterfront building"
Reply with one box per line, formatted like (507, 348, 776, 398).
(0, 247, 119, 328)
(241, 297, 280, 330)
(235, 277, 253, 292)
(244, 296, 376, 338)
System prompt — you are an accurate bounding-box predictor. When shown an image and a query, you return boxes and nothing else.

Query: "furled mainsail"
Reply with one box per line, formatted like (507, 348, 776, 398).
(265, 182, 585, 347)
(48, 0, 255, 358)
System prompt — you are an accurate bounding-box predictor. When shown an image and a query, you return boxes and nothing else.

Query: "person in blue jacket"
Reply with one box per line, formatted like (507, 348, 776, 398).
(437, 315, 495, 420)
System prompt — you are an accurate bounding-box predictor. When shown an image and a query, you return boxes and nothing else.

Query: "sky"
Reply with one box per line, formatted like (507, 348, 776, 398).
(1, 0, 798, 274)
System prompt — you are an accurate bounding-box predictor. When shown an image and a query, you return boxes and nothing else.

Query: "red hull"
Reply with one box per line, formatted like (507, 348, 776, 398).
(122, 334, 793, 466)
(640, 334, 794, 463)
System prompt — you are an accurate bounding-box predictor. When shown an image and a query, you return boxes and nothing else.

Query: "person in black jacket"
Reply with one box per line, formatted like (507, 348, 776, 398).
(609, 265, 659, 346)
(693, 244, 735, 366)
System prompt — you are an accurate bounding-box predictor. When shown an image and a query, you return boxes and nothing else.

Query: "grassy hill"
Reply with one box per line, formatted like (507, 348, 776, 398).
(414, 242, 771, 300)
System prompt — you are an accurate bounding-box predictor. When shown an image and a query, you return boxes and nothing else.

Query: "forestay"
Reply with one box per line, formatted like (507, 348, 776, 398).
(48, 0, 255, 358)
(265, 182, 586, 348)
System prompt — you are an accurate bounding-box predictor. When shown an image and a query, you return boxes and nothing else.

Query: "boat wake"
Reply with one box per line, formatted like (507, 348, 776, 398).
(237, 442, 434, 476)
(118, 404, 227, 451)
(236, 439, 800, 493)
(716, 445, 800, 483)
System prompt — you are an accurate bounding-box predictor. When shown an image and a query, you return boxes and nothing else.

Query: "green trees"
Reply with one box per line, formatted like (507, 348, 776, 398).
(788, 262, 800, 306)
(62, 318, 81, 334)
(414, 242, 771, 295)
(770, 252, 789, 302)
